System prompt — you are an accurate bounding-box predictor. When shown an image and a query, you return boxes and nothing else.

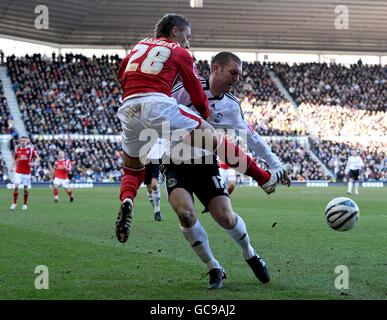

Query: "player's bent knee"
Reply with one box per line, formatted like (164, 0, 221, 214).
(151, 182, 159, 192)
(177, 208, 196, 227)
(218, 211, 236, 229)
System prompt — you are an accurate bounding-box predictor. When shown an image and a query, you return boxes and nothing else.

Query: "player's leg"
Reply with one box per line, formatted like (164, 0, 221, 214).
(169, 188, 225, 289)
(116, 152, 146, 243)
(11, 179, 20, 209)
(63, 179, 74, 202)
(207, 196, 270, 283)
(164, 164, 225, 289)
(354, 170, 360, 195)
(227, 169, 237, 195)
(151, 177, 163, 221)
(194, 163, 270, 283)
(163, 101, 289, 194)
(20, 174, 31, 210)
(116, 99, 150, 243)
(145, 164, 154, 209)
(66, 188, 74, 202)
(347, 171, 353, 194)
(53, 178, 60, 202)
(183, 115, 289, 194)
(22, 185, 29, 210)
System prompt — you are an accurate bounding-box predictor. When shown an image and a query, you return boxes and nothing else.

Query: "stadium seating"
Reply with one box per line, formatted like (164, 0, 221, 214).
(0, 81, 13, 134)
(265, 139, 330, 181)
(3, 54, 386, 182)
(6, 54, 122, 134)
(272, 61, 387, 112)
(0, 151, 9, 183)
(310, 139, 387, 182)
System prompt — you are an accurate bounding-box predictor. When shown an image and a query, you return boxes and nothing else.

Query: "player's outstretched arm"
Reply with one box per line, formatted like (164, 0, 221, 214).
(175, 49, 209, 119)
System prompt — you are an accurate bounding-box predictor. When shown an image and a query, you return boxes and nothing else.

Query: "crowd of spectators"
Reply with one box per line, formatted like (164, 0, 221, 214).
(310, 139, 387, 181)
(263, 139, 330, 181)
(0, 151, 9, 183)
(2, 54, 386, 182)
(297, 103, 386, 138)
(271, 61, 387, 112)
(0, 81, 13, 134)
(6, 53, 122, 134)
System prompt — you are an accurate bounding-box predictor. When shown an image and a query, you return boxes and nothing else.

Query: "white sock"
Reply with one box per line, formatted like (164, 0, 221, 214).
(152, 187, 161, 213)
(226, 214, 256, 260)
(180, 220, 221, 270)
(146, 190, 154, 208)
(348, 181, 353, 193)
(355, 182, 359, 194)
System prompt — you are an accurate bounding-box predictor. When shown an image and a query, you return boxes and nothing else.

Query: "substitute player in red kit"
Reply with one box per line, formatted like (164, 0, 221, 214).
(10, 136, 39, 210)
(115, 13, 290, 244)
(52, 151, 74, 203)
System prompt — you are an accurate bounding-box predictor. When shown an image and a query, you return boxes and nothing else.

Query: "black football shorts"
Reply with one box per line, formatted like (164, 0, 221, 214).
(162, 156, 229, 211)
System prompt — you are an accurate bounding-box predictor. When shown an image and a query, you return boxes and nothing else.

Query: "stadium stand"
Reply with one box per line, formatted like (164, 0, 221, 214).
(264, 139, 330, 181)
(3, 55, 386, 182)
(310, 139, 387, 182)
(6, 54, 122, 134)
(271, 61, 387, 112)
(0, 151, 9, 183)
(0, 81, 13, 134)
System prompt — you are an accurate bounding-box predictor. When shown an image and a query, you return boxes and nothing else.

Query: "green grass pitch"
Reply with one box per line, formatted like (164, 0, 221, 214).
(0, 185, 386, 300)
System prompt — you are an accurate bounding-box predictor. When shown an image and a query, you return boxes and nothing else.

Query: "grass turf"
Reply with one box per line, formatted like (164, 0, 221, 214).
(0, 185, 386, 300)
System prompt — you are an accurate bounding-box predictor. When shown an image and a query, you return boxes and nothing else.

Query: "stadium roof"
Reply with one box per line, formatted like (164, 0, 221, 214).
(1, 0, 387, 53)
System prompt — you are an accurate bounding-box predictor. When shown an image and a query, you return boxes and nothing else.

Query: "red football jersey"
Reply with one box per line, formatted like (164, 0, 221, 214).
(14, 146, 38, 174)
(118, 37, 209, 118)
(54, 159, 72, 179)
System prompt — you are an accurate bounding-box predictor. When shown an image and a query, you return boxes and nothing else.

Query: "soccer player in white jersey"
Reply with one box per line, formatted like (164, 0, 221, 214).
(162, 52, 291, 289)
(145, 138, 165, 221)
(345, 149, 364, 195)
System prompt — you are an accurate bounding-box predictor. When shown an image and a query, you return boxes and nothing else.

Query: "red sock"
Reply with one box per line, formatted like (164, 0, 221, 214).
(217, 137, 270, 186)
(120, 167, 146, 202)
(13, 191, 18, 204)
(245, 157, 271, 186)
(53, 188, 59, 197)
(66, 190, 73, 198)
(23, 190, 29, 205)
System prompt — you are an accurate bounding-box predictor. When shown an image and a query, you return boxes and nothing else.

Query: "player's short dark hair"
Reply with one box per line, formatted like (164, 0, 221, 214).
(211, 52, 241, 71)
(154, 13, 191, 38)
(20, 136, 28, 139)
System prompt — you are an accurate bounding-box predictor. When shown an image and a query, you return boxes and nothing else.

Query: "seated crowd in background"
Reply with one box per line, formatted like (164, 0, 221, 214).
(310, 139, 386, 182)
(2, 54, 386, 182)
(0, 81, 14, 134)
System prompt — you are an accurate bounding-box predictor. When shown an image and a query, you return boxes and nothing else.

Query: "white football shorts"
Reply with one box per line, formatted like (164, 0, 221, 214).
(219, 167, 237, 184)
(14, 173, 31, 187)
(117, 93, 202, 159)
(53, 178, 70, 188)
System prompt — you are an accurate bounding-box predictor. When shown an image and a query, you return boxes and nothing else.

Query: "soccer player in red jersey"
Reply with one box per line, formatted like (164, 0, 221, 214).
(52, 151, 74, 203)
(115, 13, 288, 243)
(10, 136, 39, 210)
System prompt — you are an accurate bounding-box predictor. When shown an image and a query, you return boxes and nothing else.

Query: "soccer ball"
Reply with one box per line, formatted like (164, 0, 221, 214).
(325, 197, 360, 231)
